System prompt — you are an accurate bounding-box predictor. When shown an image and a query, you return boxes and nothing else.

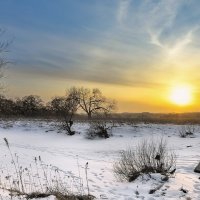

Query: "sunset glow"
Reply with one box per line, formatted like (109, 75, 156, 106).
(0, 0, 200, 112)
(169, 85, 192, 106)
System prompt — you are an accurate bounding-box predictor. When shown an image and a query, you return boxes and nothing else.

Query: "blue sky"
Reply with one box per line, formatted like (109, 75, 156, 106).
(1, 0, 200, 112)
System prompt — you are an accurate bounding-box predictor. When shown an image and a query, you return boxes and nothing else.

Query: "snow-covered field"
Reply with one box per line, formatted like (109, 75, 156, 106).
(0, 120, 199, 200)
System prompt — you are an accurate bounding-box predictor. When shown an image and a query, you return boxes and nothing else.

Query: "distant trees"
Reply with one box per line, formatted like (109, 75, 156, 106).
(49, 97, 66, 117)
(20, 95, 44, 116)
(0, 95, 15, 116)
(0, 87, 117, 122)
(0, 95, 45, 117)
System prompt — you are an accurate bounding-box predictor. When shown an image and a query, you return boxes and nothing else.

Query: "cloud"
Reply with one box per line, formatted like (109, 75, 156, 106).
(7, 25, 158, 86)
(117, 0, 131, 24)
(167, 30, 193, 56)
(6, 0, 200, 92)
(142, 0, 198, 55)
(149, 28, 197, 56)
(118, 0, 200, 58)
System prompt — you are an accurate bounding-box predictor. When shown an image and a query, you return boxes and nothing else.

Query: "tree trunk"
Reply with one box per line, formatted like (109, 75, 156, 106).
(88, 112, 92, 120)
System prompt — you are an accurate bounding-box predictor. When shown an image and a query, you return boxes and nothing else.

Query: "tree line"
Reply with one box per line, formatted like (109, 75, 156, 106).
(0, 87, 116, 119)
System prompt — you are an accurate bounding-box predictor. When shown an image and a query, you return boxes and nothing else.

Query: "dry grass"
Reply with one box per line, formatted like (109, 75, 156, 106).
(1, 138, 94, 199)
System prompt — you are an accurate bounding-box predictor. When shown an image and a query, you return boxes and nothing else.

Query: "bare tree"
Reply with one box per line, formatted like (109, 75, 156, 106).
(50, 88, 79, 135)
(0, 29, 10, 91)
(62, 88, 80, 135)
(72, 87, 116, 119)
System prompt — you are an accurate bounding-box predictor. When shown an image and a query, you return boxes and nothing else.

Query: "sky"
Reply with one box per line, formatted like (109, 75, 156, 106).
(0, 0, 200, 113)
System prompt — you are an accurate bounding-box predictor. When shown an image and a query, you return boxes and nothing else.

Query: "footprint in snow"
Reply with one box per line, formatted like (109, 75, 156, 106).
(194, 183, 200, 191)
(96, 177, 102, 181)
(99, 194, 108, 199)
(92, 184, 100, 189)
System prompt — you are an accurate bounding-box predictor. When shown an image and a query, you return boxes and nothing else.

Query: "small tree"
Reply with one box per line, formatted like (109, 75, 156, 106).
(50, 88, 79, 135)
(72, 87, 116, 119)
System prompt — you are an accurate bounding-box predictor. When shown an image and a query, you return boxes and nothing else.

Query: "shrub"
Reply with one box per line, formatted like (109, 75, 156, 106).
(179, 125, 195, 138)
(113, 138, 176, 182)
(86, 120, 113, 139)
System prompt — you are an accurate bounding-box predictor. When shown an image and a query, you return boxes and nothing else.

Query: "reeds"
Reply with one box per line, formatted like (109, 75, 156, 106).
(1, 138, 94, 199)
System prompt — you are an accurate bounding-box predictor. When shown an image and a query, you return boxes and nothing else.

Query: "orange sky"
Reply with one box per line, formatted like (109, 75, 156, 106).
(1, 0, 200, 113)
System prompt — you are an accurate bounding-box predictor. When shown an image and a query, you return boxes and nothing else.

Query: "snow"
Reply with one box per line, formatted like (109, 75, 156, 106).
(0, 120, 199, 199)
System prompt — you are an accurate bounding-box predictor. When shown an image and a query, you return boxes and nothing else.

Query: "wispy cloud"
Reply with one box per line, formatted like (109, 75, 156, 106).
(167, 30, 193, 56)
(149, 28, 198, 56)
(117, 0, 200, 58)
(5, 0, 200, 91)
(7, 26, 164, 89)
(141, 0, 197, 56)
(117, 0, 131, 24)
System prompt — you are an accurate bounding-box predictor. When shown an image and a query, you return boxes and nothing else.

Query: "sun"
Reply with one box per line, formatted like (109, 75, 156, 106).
(169, 85, 192, 106)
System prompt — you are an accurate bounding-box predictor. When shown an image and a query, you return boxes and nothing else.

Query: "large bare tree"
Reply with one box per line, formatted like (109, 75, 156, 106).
(74, 87, 116, 119)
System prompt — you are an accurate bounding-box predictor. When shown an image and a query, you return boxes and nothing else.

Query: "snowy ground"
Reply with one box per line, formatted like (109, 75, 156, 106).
(0, 120, 199, 199)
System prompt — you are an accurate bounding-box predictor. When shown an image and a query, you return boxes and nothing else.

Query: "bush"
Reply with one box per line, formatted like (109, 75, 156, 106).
(86, 120, 113, 139)
(179, 125, 195, 138)
(113, 138, 176, 182)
